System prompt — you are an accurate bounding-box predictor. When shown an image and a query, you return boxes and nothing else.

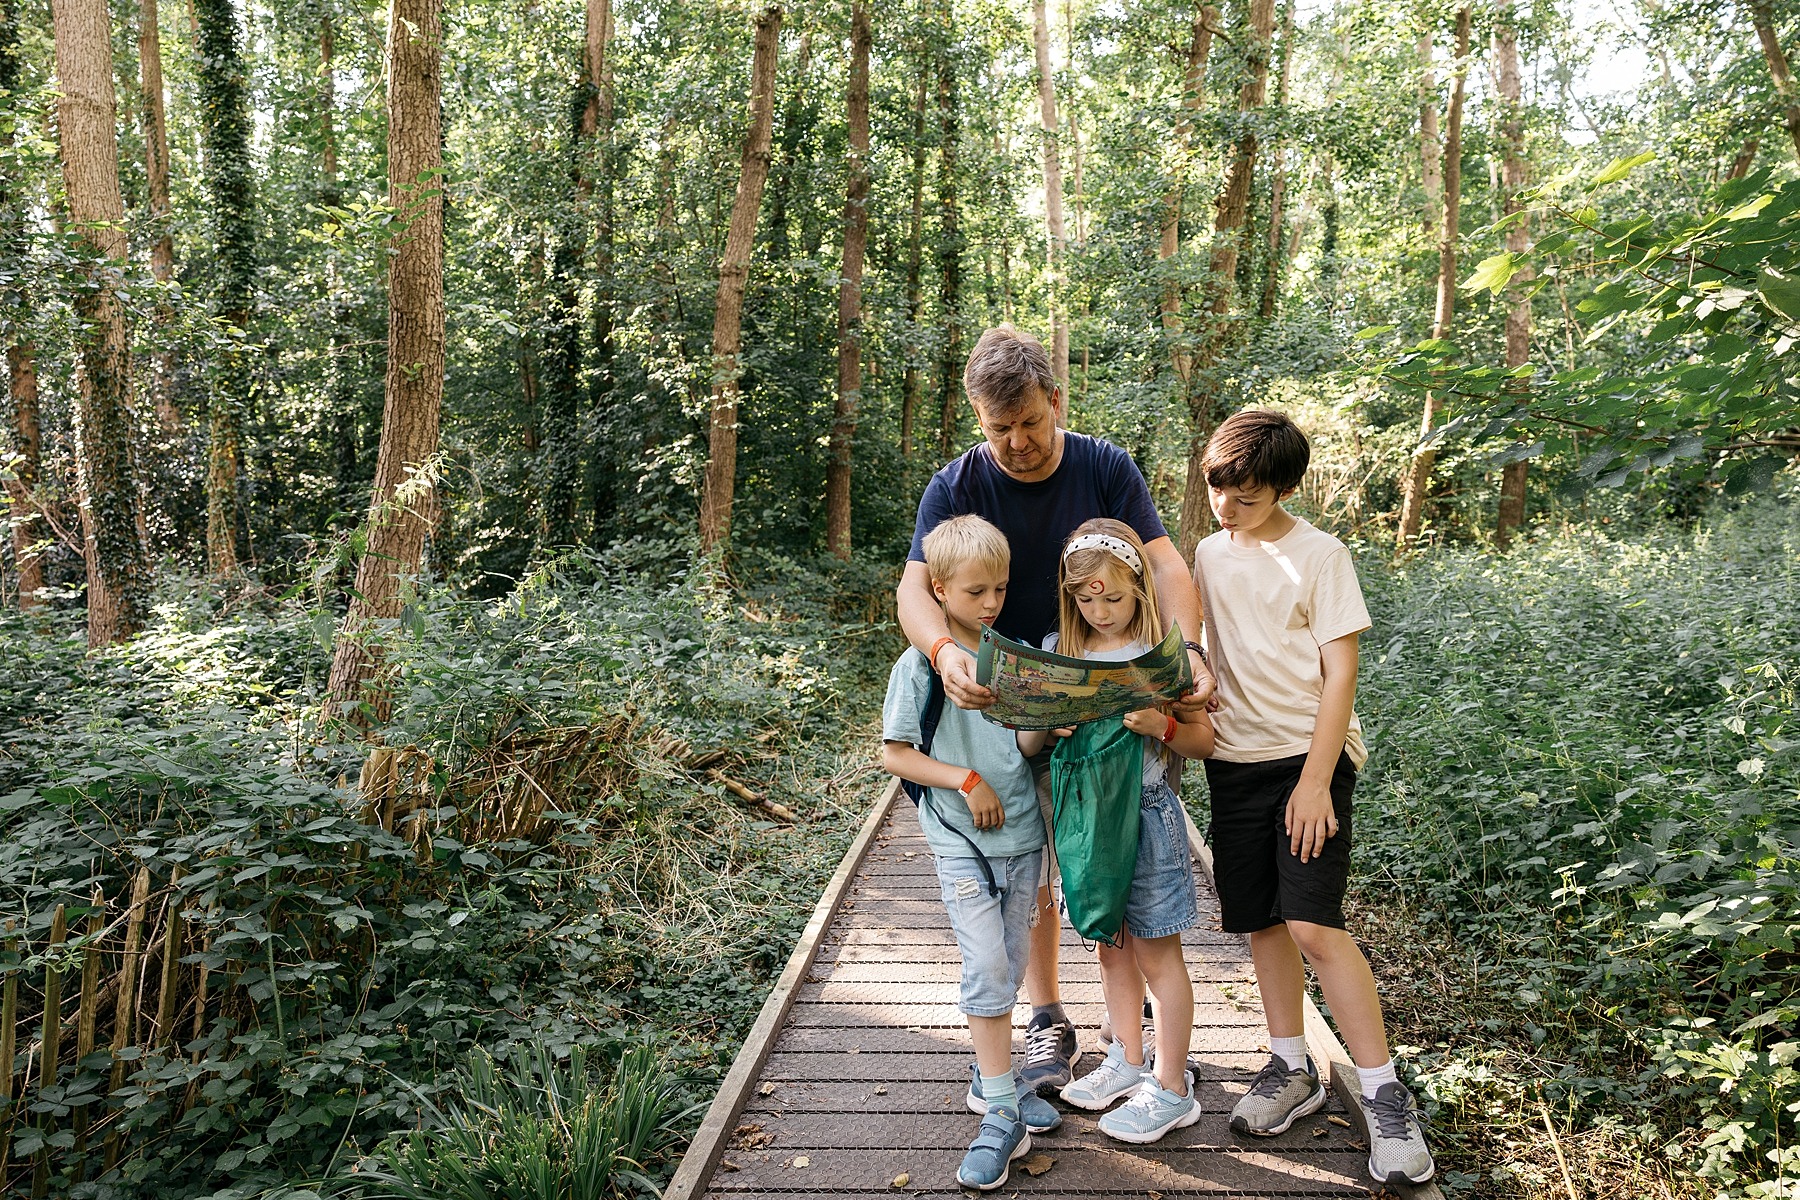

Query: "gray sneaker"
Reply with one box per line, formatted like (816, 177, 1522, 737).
(1357, 1081, 1435, 1184)
(1059, 1041, 1146, 1111)
(1228, 1054, 1326, 1136)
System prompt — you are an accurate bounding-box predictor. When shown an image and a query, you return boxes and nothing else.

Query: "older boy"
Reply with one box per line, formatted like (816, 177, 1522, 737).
(881, 515, 1060, 1191)
(1193, 410, 1435, 1186)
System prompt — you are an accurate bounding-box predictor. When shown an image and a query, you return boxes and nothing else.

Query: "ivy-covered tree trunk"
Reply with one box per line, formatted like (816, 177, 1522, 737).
(327, 0, 444, 712)
(1032, 0, 1067, 391)
(825, 0, 870, 560)
(584, 0, 615, 537)
(1158, 4, 1216, 399)
(1493, 0, 1531, 548)
(194, 0, 255, 577)
(900, 67, 927, 459)
(1396, 4, 1469, 553)
(697, 5, 781, 555)
(2, 0, 43, 608)
(934, 0, 962, 457)
(51, 0, 150, 646)
(139, 0, 178, 432)
(1176, 0, 1274, 560)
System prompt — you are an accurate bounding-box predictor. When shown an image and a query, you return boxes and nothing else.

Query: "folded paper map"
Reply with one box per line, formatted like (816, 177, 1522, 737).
(975, 622, 1193, 730)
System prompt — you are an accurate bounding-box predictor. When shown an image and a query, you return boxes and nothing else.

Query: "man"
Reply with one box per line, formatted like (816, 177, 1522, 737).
(896, 324, 1215, 1094)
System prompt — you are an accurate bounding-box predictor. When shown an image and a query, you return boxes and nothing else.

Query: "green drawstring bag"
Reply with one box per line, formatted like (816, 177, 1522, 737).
(1051, 717, 1142, 947)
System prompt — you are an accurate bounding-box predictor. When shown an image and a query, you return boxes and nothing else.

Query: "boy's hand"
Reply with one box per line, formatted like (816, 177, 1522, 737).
(1121, 708, 1166, 738)
(1284, 779, 1339, 863)
(964, 778, 1006, 830)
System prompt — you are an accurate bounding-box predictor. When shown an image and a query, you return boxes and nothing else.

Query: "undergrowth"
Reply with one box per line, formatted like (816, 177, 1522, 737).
(0, 548, 898, 1199)
(1347, 487, 1800, 1199)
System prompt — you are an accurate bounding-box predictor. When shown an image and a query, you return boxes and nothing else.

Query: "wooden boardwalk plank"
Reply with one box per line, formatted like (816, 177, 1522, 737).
(671, 787, 1437, 1199)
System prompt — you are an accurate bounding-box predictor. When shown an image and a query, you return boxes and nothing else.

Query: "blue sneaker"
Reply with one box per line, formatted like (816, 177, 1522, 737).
(965, 1064, 1064, 1132)
(1098, 1075, 1202, 1144)
(956, 1107, 1031, 1191)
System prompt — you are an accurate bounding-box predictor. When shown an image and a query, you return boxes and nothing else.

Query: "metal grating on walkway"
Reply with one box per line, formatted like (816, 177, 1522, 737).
(668, 785, 1403, 1198)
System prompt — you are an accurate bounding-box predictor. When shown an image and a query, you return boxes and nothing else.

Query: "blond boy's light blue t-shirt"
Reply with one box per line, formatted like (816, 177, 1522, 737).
(881, 647, 1044, 859)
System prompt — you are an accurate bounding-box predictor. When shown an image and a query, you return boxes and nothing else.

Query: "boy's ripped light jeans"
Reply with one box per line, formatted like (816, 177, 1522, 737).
(935, 851, 1043, 1017)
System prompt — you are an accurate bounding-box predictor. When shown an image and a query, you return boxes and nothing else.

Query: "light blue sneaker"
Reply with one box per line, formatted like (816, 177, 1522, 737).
(965, 1065, 1064, 1132)
(1097, 1075, 1202, 1144)
(956, 1107, 1031, 1191)
(1059, 1041, 1146, 1111)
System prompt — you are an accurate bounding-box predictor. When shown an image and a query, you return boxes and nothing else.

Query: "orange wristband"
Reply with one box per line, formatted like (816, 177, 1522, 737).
(1161, 714, 1179, 744)
(929, 636, 956, 671)
(957, 769, 982, 797)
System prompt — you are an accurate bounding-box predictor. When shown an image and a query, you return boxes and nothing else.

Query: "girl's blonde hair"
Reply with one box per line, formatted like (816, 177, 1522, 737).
(1056, 518, 1162, 658)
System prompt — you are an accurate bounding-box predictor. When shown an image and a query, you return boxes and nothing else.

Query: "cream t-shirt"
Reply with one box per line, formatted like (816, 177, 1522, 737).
(1194, 516, 1370, 768)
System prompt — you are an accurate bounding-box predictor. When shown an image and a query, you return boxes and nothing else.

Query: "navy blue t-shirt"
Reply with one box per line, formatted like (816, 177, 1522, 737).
(908, 432, 1167, 647)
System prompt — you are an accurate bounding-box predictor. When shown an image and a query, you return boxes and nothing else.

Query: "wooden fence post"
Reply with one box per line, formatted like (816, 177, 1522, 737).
(72, 888, 105, 1173)
(105, 867, 149, 1171)
(30, 903, 68, 1199)
(1, 920, 17, 1176)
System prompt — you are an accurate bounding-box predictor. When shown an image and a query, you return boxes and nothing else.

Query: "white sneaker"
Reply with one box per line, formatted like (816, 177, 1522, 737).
(1059, 1042, 1146, 1111)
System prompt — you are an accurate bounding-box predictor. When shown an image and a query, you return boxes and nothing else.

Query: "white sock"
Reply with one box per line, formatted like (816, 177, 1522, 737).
(1269, 1035, 1309, 1072)
(1357, 1058, 1399, 1099)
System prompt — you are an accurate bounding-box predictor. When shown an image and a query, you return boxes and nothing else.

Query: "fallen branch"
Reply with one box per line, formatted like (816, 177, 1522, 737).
(711, 772, 797, 823)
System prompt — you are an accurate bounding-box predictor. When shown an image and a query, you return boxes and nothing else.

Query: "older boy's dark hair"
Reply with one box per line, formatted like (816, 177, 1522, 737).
(1202, 409, 1310, 493)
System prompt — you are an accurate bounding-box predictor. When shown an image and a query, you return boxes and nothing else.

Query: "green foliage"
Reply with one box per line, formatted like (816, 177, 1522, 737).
(1368, 163, 1800, 501)
(354, 1041, 697, 1200)
(0, 550, 894, 1197)
(1349, 487, 1800, 1195)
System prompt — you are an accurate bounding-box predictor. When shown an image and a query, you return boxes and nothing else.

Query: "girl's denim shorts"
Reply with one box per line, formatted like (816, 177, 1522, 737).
(1120, 780, 1199, 939)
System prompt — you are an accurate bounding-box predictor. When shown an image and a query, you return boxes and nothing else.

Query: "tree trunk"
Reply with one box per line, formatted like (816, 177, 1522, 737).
(1493, 0, 1531, 548)
(1158, 3, 1216, 400)
(194, 0, 254, 577)
(139, 0, 178, 432)
(1176, 0, 1274, 561)
(51, 0, 151, 646)
(900, 66, 927, 459)
(1727, 136, 1760, 178)
(825, 0, 870, 560)
(586, 0, 615, 536)
(326, 0, 444, 712)
(1256, 0, 1294, 319)
(1396, 5, 1469, 553)
(320, 8, 358, 488)
(1418, 29, 1442, 236)
(1033, 0, 1067, 391)
(1752, 1, 1800, 161)
(3, 0, 44, 608)
(935, 0, 962, 458)
(697, 5, 781, 555)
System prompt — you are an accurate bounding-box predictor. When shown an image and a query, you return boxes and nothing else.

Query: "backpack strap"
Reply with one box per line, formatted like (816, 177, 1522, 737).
(903, 659, 1000, 897)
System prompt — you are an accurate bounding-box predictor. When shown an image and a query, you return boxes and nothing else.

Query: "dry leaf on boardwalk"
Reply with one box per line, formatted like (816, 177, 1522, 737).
(790, 1155, 810, 1168)
(874, 1085, 888, 1094)
(891, 1172, 910, 1188)
(759, 1082, 776, 1095)
(1328, 1114, 1352, 1127)
(1021, 1153, 1053, 1176)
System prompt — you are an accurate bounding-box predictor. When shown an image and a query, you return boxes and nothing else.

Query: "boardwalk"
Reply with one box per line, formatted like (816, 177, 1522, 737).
(667, 782, 1438, 1199)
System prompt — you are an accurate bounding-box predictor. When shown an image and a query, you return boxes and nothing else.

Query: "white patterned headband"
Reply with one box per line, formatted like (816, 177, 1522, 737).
(1063, 533, 1142, 577)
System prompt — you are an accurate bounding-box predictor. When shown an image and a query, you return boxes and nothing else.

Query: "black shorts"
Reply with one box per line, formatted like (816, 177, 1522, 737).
(1203, 751, 1355, 934)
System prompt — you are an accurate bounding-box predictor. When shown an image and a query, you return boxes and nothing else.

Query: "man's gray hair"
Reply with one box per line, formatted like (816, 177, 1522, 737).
(962, 324, 1058, 417)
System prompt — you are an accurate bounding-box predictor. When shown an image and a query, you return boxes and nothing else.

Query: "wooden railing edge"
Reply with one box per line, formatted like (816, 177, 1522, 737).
(662, 775, 901, 1200)
(1179, 804, 1445, 1200)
